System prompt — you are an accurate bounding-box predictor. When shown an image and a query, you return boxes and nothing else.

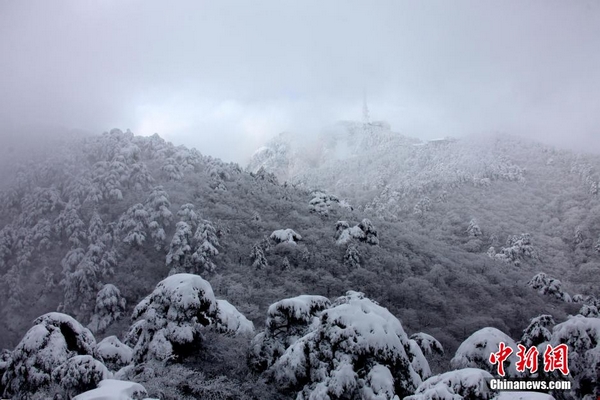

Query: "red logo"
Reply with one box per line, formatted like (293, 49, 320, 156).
(489, 342, 513, 377)
(489, 342, 569, 376)
(543, 344, 569, 376)
(515, 344, 539, 373)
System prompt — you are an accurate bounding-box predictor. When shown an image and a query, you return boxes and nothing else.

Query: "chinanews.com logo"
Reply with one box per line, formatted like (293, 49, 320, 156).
(487, 342, 572, 392)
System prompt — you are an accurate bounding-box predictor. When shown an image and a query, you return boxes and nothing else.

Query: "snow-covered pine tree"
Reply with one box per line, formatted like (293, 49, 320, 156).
(344, 243, 360, 269)
(54, 199, 86, 247)
(145, 186, 173, 249)
(95, 336, 133, 371)
(358, 218, 379, 245)
(161, 157, 184, 181)
(87, 284, 127, 334)
(177, 203, 200, 226)
(410, 332, 444, 356)
(60, 256, 102, 322)
(128, 161, 154, 191)
(281, 256, 291, 271)
(87, 210, 105, 244)
(51, 355, 110, 398)
(117, 203, 149, 247)
(269, 291, 427, 399)
(495, 233, 538, 266)
(249, 295, 331, 373)
(166, 221, 194, 274)
(250, 242, 268, 270)
(450, 327, 518, 377)
(579, 304, 600, 318)
(334, 220, 350, 241)
(1, 265, 24, 308)
(129, 273, 250, 363)
(14, 227, 34, 269)
(2, 313, 98, 398)
(414, 196, 432, 216)
(0, 226, 14, 270)
(31, 218, 52, 250)
(527, 272, 571, 302)
(406, 368, 497, 400)
(192, 220, 220, 274)
(467, 218, 482, 237)
(520, 314, 554, 348)
(270, 228, 302, 244)
(549, 316, 600, 399)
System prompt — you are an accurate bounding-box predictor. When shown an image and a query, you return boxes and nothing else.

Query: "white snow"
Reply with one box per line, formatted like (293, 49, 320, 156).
(267, 295, 331, 323)
(215, 299, 255, 335)
(137, 273, 217, 314)
(271, 291, 424, 398)
(451, 327, 518, 376)
(406, 368, 495, 400)
(270, 228, 302, 244)
(410, 332, 444, 356)
(73, 379, 149, 400)
(96, 336, 133, 369)
(336, 225, 366, 245)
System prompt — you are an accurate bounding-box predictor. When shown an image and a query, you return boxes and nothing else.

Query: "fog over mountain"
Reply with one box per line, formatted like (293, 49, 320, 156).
(1, 2, 600, 399)
(1, 0, 600, 163)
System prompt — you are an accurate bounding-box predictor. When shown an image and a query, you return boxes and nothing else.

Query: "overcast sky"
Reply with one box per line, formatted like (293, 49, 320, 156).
(1, 0, 599, 163)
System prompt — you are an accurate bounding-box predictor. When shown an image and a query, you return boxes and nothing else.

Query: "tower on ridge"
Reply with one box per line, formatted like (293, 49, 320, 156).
(362, 90, 370, 125)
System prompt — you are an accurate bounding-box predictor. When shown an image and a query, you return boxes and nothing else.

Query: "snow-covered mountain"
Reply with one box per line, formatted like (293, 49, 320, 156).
(0, 127, 599, 399)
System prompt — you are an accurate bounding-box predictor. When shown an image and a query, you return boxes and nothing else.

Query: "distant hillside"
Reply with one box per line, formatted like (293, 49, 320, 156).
(249, 121, 600, 289)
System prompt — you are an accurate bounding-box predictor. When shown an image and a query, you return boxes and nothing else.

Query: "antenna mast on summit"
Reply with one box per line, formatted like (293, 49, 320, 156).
(362, 89, 370, 125)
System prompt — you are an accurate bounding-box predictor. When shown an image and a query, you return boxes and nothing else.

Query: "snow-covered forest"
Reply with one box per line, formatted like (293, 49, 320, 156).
(0, 124, 599, 399)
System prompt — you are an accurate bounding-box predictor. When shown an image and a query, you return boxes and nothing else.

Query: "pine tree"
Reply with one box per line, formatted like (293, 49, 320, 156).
(467, 218, 482, 237)
(2, 313, 98, 398)
(54, 200, 86, 247)
(162, 157, 184, 181)
(0, 226, 14, 270)
(166, 221, 194, 274)
(87, 210, 105, 244)
(520, 314, 554, 348)
(52, 355, 110, 398)
(344, 243, 361, 269)
(249, 295, 331, 373)
(128, 161, 154, 190)
(130, 274, 249, 363)
(177, 203, 200, 226)
(250, 242, 268, 270)
(95, 336, 133, 371)
(117, 203, 149, 247)
(60, 257, 102, 321)
(192, 220, 220, 274)
(358, 218, 379, 245)
(31, 218, 52, 250)
(146, 186, 173, 249)
(269, 291, 426, 398)
(87, 284, 127, 334)
(281, 256, 291, 271)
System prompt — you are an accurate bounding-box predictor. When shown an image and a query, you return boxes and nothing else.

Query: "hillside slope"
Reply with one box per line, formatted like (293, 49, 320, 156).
(0, 128, 597, 398)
